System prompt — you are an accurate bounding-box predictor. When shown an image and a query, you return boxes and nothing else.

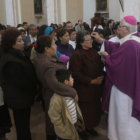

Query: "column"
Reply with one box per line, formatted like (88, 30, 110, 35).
(17, 0, 22, 23)
(46, 0, 55, 25)
(83, 0, 95, 26)
(60, 0, 67, 23)
(5, 0, 15, 26)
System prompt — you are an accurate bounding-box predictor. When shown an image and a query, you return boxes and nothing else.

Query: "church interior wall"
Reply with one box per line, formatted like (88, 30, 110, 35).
(0, 0, 140, 27)
(0, 0, 6, 25)
(20, 0, 35, 24)
(109, 0, 121, 21)
(83, 0, 96, 27)
(123, 0, 140, 21)
(66, 0, 83, 25)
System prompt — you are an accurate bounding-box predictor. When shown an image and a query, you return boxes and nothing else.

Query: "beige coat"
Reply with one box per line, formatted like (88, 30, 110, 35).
(48, 94, 85, 140)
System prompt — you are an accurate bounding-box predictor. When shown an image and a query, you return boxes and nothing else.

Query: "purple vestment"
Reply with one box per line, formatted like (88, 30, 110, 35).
(102, 32, 140, 121)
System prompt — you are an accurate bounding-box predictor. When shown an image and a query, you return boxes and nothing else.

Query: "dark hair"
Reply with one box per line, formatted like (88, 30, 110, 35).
(23, 22, 28, 25)
(68, 28, 76, 35)
(50, 23, 58, 30)
(17, 24, 23, 28)
(113, 21, 120, 30)
(83, 22, 91, 31)
(107, 19, 114, 27)
(94, 28, 105, 37)
(66, 21, 72, 24)
(56, 69, 71, 83)
(76, 31, 90, 50)
(0, 24, 6, 31)
(65, 21, 72, 27)
(57, 29, 68, 40)
(19, 29, 26, 34)
(35, 35, 52, 53)
(38, 25, 48, 37)
(1, 27, 20, 52)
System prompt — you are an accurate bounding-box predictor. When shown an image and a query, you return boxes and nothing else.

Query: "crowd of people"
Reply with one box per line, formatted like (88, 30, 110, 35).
(0, 15, 140, 140)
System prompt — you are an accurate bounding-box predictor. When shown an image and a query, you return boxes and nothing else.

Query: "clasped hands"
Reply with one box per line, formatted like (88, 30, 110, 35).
(90, 76, 104, 85)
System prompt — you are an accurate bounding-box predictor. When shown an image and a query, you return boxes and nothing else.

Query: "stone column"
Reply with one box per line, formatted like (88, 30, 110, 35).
(5, 0, 16, 26)
(83, 0, 95, 27)
(54, 0, 59, 24)
(123, 0, 140, 21)
(5, 0, 22, 26)
(46, 0, 55, 25)
(60, 0, 67, 23)
(17, 0, 22, 23)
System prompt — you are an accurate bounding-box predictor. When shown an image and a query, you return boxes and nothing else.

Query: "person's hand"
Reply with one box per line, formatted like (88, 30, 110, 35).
(98, 51, 109, 57)
(91, 32, 104, 44)
(91, 32, 100, 39)
(90, 76, 104, 85)
(74, 94, 78, 102)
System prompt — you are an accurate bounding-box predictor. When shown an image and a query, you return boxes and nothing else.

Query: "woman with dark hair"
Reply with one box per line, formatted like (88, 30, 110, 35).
(0, 27, 38, 140)
(56, 29, 74, 58)
(0, 28, 11, 139)
(69, 31, 104, 137)
(33, 35, 77, 140)
(104, 19, 115, 39)
(30, 26, 69, 64)
(92, 28, 105, 51)
(0, 24, 6, 44)
(38, 24, 48, 37)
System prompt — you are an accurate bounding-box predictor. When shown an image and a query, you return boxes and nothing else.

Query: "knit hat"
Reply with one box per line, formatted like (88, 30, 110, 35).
(123, 16, 137, 25)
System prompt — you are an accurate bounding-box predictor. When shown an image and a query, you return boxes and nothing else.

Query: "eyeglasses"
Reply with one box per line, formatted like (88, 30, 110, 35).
(84, 38, 93, 42)
(118, 25, 128, 28)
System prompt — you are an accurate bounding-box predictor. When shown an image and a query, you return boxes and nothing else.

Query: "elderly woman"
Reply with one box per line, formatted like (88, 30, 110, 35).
(33, 35, 77, 140)
(69, 31, 104, 136)
(0, 28, 38, 140)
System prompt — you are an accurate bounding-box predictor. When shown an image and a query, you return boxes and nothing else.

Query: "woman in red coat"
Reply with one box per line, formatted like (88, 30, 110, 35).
(69, 31, 104, 136)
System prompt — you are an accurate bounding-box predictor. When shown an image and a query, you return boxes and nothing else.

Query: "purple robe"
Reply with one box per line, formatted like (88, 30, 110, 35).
(102, 32, 140, 121)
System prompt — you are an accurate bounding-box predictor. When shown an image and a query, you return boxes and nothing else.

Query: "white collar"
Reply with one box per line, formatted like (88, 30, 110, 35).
(119, 32, 139, 45)
(119, 34, 131, 45)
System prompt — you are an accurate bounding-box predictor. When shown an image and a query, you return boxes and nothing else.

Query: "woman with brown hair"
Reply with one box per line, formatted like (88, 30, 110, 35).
(33, 35, 77, 140)
(0, 27, 38, 140)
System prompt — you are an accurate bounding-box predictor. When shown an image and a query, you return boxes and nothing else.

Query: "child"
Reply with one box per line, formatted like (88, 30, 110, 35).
(48, 69, 86, 140)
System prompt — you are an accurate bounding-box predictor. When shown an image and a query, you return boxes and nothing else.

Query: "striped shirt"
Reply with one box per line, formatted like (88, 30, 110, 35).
(65, 98, 77, 124)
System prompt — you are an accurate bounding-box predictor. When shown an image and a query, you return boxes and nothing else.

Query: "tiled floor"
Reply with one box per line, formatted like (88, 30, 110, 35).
(6, 102, 109, 140)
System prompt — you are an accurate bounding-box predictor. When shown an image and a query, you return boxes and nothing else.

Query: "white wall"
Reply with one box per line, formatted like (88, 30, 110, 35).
(45, 0, 55, 25)
(0, 0, 6, 25)
(60, 0, 67, 23)
(66, 0, 83, 25)
(5, 0, 16, 26)
(83, 0, 95, 27)
(123, 0, 140, 21)
(109, 0, 122, 21)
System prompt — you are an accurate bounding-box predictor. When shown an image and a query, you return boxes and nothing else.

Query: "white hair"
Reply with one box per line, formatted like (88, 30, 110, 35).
(123, 20, 137, 33)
